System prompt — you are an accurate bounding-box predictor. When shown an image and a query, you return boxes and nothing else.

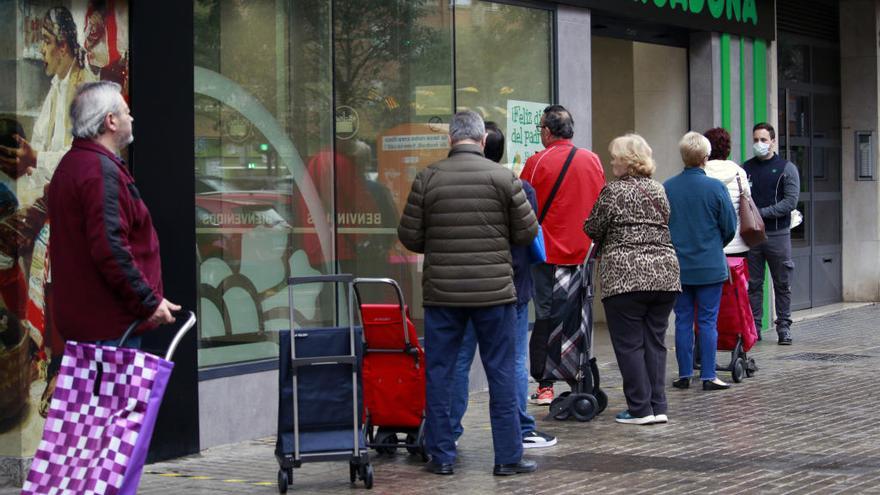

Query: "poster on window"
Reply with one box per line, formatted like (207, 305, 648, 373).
(0, 0, 129, 476)
(505, 99, 548, 176)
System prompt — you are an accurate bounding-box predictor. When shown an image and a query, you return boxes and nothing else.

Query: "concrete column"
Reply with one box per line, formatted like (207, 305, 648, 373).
(557, 6, 592, 149)
(840, 0, 880, 301)
(689, 32, 721, 133)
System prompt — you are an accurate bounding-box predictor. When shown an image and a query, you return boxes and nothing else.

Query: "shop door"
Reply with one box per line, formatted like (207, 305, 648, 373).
(778, 34, 843, 309)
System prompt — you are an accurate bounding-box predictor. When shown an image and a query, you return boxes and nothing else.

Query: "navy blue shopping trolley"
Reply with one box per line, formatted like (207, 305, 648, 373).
(275, 274, 372, 493)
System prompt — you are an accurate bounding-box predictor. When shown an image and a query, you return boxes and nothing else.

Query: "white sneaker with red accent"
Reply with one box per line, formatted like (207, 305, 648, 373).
(528, 386, 554, 405)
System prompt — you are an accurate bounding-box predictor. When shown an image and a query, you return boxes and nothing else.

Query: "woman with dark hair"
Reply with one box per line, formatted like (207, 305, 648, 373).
(703, 127, 751, 256)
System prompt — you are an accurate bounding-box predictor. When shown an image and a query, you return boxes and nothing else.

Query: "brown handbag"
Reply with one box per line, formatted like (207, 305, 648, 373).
(737, 175, 766, 247)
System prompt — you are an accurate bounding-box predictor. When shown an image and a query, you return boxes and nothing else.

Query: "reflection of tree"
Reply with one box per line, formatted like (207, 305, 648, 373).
(333, 1, 437, 107)
(295, 0, 446, 134)
(455, 5, 551, 118)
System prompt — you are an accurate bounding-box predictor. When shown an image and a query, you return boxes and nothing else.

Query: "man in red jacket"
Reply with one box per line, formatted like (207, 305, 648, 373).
(48, 81, 178, 347)
(520, 105, 605, 404)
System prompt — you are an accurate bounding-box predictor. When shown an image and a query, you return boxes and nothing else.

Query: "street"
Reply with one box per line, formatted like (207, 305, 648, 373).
(135, 304, 880, 494)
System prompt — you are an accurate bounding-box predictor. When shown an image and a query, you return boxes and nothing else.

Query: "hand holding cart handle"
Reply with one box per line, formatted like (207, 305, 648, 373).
(118, 310, 198, 361)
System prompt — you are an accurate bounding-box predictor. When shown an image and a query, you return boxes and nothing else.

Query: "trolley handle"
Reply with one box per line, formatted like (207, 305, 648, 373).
(118, 310, 198, 362)
(352, 277, 410, 348)
(289, 274, 354, 286)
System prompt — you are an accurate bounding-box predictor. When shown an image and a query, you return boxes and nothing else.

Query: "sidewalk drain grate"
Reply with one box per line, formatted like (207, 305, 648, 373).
(778, 352, 871, 363)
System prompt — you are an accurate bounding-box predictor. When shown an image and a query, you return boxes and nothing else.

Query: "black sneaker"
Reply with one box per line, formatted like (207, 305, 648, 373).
(522, 430, 557, 449)
(777, 329, 792, 345)
(493, 459, 537, 476)
(672, 377, 690, 389)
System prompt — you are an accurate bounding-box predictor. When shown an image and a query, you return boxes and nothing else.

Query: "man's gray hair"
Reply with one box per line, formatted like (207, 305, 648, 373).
(70, 81, 124, 139)
(449, 110, 486, 143)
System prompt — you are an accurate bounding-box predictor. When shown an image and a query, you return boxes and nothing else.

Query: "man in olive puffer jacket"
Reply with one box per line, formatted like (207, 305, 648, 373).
(398, 110, 538, 476)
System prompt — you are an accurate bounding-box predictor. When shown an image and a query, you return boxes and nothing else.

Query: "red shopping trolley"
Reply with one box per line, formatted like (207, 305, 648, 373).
(353, 278, 427, 460)
(696, 256, 759, 382)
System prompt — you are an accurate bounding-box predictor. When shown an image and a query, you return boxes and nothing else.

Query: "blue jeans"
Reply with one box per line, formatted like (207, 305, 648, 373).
(425, 304, 521, 465)
(450, 303, 535, 441)
(673, 283, 723, 381)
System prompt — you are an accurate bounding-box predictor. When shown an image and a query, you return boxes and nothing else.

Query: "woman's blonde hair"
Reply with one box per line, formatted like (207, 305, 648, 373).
(609, 133, 656, 177)
(679, 131, 711, 168)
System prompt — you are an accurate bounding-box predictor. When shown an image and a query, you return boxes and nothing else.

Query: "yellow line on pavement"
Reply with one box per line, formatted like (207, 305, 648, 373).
(146, 471, 274, 487)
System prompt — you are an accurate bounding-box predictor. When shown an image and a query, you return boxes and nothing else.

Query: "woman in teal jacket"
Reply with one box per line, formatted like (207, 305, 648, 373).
(664, 132, 737, 391)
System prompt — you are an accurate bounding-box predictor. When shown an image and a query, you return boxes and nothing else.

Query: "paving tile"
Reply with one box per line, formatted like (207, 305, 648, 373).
(139, 305, 880, 494)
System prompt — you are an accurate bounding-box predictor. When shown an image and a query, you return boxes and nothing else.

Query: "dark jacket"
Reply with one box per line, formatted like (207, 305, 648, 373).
(584, 176, 681, 299)
(512, 181, 538, 305)
(48, 139, 163, 342)
(663, 167, 737, 286)
(397, 143, 538, 307)
(742, 153, 800, 234)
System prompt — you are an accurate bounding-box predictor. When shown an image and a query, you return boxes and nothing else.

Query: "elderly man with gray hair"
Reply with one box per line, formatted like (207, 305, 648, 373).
(398, 110, 538, 476)
(47, 81, 179, 349)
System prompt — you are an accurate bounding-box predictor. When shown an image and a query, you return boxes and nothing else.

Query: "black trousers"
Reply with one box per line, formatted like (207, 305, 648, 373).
(603, 291, 677, 417)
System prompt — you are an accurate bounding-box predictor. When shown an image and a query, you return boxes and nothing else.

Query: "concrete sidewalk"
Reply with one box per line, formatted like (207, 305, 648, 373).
(92, 304, 880, 493)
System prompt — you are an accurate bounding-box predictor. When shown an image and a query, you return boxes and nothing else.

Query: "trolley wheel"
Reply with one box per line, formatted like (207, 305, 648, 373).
(278, 469, 290, 493)
(405, 433, 421, 456)
(374, 432, 399, 455)
(363, 464, 374, 489)
(572, 394, 599, 422)
(746, 358, 758, 377)
(549, 393, 572, 421)
(732, 357, 745, 383)
(349, 461, 358, 483)
(593, 388, 608, 415)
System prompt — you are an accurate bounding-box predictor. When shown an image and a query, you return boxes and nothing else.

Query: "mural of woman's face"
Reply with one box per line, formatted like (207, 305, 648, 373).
(40, 29, 64, 77)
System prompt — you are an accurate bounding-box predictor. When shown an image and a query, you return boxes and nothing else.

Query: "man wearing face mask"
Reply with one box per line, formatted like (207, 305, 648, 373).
(742, 122, 800, 345)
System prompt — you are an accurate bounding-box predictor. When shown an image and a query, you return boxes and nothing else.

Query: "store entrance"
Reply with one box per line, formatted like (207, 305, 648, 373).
(777, 30, 843, 309)
(591, 30, 689, 182)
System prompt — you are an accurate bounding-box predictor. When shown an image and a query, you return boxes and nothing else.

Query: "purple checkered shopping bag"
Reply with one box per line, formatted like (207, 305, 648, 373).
(22, 312, 194, 495)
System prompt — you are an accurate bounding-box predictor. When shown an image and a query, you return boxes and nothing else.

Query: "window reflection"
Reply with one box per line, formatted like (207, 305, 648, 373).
(194, 0, 332, 368)
(194, 0, 554, 364)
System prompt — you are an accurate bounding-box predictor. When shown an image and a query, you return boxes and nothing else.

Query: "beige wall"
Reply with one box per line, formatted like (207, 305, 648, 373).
(590, 38, 689, 320)
(591, 38, 688, 182)
(633, 42, 689, 183)
(840, 0, 880, 301)
(591, 36, 635, 177)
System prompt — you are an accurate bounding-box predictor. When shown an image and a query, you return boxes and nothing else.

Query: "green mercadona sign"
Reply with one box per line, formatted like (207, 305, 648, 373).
(563, 0, 775, 40)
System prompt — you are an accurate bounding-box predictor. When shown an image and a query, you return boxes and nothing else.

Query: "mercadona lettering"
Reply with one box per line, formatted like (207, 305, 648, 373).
(633, 0, 758, 26)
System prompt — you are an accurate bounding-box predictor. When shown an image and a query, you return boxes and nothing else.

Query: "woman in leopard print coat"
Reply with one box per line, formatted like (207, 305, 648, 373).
(584, 133, 681, 426)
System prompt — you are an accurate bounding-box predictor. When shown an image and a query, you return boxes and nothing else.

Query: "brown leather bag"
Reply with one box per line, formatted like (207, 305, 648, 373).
(737, 175, 766, 247)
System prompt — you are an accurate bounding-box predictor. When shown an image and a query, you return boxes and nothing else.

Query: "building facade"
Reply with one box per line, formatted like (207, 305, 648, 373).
(1, 0, 871, 482)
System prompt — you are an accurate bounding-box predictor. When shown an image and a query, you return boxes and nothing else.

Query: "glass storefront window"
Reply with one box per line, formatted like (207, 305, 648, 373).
(195, 0, 333, 368)
(328, 0, 453, 328)
(195, 0, 554, 367)
(455, 1, 553, 174)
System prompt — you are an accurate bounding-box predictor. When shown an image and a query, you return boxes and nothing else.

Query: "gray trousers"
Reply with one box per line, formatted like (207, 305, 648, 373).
(747, 232, 794, 332)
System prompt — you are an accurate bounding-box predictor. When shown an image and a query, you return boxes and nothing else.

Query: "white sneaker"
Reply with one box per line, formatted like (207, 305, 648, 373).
(652, 414, 668, 424)
(522, 430, 557, 449)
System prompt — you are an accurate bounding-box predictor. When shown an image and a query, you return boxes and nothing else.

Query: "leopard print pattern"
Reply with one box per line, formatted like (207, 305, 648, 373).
(584, 175, 681, 299)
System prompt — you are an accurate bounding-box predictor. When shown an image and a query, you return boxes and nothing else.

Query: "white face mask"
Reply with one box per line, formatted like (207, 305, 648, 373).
(753, 141, 771, 158)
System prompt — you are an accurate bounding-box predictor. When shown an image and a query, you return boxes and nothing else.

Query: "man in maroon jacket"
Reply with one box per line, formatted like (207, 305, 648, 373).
(48, 81, 178, 347)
